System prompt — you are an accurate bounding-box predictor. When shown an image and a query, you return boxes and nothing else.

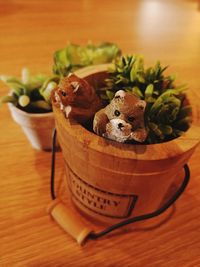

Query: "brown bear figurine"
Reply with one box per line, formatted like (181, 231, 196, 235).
(51, 73, 102, 124)
(93, 90, 148, 143)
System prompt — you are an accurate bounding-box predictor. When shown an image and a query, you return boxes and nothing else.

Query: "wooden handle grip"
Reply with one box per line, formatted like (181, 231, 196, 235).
(47, 199, 92, 245)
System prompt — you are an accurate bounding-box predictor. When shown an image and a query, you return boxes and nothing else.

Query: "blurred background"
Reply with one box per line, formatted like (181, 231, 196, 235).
(0, 0, 200, 89)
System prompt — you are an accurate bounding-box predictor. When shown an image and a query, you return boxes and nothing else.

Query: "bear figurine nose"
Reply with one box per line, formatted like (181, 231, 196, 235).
(118, 123, 124, 129)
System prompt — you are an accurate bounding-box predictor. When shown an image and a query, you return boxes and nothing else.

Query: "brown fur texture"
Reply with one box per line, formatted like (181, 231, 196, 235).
(93, 90, 148, 143)
(51, 74, 102, 123)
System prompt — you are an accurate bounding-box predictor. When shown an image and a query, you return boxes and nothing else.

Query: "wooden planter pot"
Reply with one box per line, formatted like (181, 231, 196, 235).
(53, 64, 200, 224)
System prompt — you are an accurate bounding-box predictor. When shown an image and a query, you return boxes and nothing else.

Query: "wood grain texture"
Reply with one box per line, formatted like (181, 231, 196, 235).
(0, 0, 200, 266)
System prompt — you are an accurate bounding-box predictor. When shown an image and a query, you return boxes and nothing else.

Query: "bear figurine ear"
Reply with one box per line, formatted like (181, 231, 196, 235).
(136, 100, 146, 110)
(114, 90, 126, 99)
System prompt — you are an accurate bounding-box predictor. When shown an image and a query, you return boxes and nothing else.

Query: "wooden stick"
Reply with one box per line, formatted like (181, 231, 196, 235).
(47, 199, 92, 245)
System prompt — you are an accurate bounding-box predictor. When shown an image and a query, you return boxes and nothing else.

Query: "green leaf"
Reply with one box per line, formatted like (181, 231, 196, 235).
(178, 105, 192, 119)
(5, 82, 27, 96)
(40, 81, 57, 103)
(145, 84, 154, 98)
(106, 90, 115, 100)
(21, 68, 30, 84)
(174, 84, 188, 91)
(53, 47, 70, 76)
(149, 122, 158, 131)
(26, 74, 48, 91)
(105, 78, 114, 88)
(153, 128, 163, 137)
(30, 100, 52, 111)
(158, 124, 173, 135)
(129, 55, 145, 83)
(169, 73, 176, 82)
(130, 67, 137, 82)
(0, 75, 21, 84)
(100, 94, 109, 100)
(40, 76, 59, 103)
(132, 86, 143, 98)
(175, 116, 192, 127)
(137, 74, 145, 83)
(18, 95, 30, 107)
(172, 129, 185, 137)
(145, 96, 156, 103)
(0, 95, 17, 106)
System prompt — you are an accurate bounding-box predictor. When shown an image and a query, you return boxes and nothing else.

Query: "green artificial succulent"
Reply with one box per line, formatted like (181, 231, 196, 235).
(101, 55, 192, 144)
(0, 68, 59, 113)
(53, 42, 121, 76)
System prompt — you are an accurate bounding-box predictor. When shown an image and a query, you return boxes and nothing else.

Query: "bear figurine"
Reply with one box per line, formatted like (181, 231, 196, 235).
(51, 73, 102, 124)
(93, 90, 148, 143)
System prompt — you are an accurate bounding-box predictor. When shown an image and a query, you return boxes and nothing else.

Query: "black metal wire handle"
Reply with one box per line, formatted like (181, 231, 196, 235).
(50, 128, 190, 241)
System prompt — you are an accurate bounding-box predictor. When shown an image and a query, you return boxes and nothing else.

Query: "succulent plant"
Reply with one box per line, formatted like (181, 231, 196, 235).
(101, 55, 192, 144)
(53, 42, 121, 77)
(0, 68, 59, 113)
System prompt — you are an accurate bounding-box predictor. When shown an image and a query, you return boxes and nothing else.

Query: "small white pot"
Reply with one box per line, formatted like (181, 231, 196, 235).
(8, 103, 55, 150)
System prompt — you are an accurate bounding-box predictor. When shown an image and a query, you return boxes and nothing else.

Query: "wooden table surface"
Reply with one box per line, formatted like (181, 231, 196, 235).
(0, 0, 200, 266)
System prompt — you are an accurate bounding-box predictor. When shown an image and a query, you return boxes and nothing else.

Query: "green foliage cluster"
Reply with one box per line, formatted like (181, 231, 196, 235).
(0, 42, 120, 113)
(100, 55, 192, 143)
(0, 45, 192, 142)
(53, 42, 121, 76)
(0, 68, 59, 113)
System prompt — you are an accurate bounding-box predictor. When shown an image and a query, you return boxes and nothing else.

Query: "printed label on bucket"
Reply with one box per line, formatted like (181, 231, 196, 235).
(67, 170, 138, 218)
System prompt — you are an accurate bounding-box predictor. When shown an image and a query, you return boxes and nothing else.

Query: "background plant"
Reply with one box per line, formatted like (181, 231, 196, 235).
(100, 55, 192, 144)
(0, 42, 121, 113)
(0, 68, 59, 113)
(53, 42, 121, 76)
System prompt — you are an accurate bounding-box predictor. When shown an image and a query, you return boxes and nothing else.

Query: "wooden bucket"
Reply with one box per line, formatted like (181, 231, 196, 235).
(53, 64, 200, 224)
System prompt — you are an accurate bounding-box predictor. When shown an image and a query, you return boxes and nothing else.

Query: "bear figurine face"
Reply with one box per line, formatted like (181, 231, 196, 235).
(52, 73, 95, 110)
(103, 118, 133, 143)
(93, 90, 148, 143)
(105, 90, 146, 131)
